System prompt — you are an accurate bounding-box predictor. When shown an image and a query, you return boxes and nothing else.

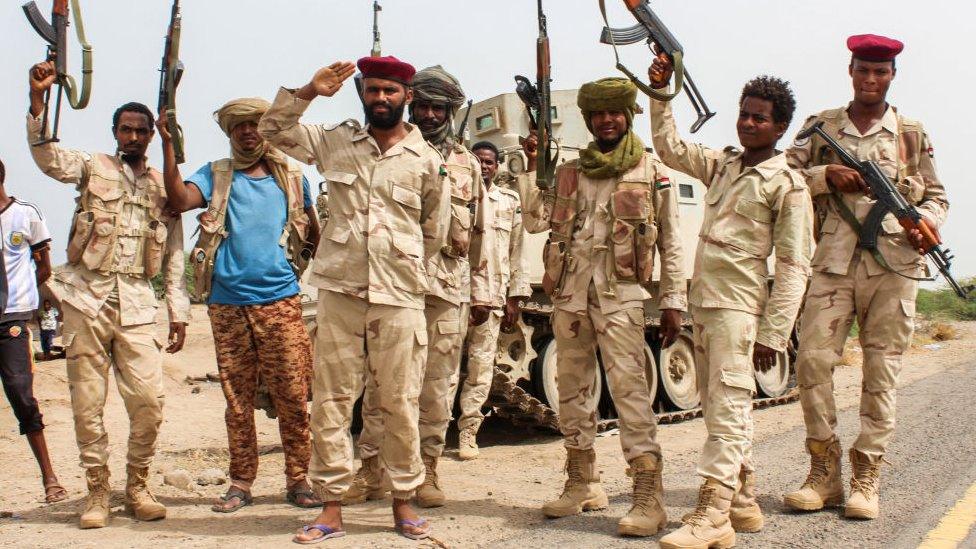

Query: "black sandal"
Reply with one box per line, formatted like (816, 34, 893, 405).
(212, 486, 253, 513)
(287, 484, 322, 509)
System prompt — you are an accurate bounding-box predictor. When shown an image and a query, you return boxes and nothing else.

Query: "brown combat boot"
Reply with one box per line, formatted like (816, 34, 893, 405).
(415, 454, 446, 508)
(845, 449, 882, 520)
(341, 455, 386, 505)
(542, 448, 609, 518)
(617, 454, 667, 537)
(458, 426, 480, 461)
(125, 465, 167, 521)
(659, 478, 736, 549)
(783, 438, 844, 511)
(79, 466, 111, 529)
(730, 466, 764, 532)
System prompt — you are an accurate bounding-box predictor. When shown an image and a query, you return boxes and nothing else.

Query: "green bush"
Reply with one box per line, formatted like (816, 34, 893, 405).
(916, 278, 976, 320)
(150, 252, 198, 302)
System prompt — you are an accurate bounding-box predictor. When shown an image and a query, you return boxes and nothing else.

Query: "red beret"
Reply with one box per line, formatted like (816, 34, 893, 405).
(847, 34, 903, 62)
(357, 56, 416, 85)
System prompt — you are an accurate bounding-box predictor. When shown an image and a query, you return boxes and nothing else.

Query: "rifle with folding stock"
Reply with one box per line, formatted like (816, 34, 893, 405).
(158, 0, 185, 164)
(598, 0, 715, 133)
(797, 121, 973, 300)
(515, 0, 560, 190)
(23, 0, 93, 145)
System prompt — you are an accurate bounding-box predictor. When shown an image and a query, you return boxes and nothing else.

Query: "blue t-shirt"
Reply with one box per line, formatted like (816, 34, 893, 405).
(187, 164, 312, 305)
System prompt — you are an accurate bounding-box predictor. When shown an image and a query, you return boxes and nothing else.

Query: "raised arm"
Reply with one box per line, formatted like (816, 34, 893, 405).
(27, 61, 90, 185)
(258, 62, 356, 168)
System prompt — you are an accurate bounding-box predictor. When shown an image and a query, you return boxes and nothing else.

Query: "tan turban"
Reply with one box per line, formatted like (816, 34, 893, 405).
(213, 97, 290, 187)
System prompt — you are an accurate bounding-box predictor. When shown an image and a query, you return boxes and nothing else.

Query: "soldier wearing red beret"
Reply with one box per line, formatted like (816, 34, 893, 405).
(784, 34, 949, 520)
(259, 54, 450, 542)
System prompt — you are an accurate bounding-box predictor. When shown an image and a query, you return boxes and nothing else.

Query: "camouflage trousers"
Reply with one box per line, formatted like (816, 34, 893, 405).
(61, 300, 163, 469)
(552, 287, 660, 461)
(691, 306, 757, 489)
(360, 298, 468, 459)
(458, 309, 502, 431)
(796, 256, 917, 459)
(308, 290, 427, 501)
(208, 294, 312, 487)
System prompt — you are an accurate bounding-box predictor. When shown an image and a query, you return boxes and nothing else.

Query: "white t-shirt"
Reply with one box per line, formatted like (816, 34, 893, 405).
(1, 199, 51, 314)
(39, 308, 59, 331)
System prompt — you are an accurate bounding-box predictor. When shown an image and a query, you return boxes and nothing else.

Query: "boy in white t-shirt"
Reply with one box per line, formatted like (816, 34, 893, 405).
(0, 159, 65, 502)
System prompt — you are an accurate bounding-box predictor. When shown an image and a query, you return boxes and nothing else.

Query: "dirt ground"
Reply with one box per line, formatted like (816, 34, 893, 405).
(0, 305, 971, 548)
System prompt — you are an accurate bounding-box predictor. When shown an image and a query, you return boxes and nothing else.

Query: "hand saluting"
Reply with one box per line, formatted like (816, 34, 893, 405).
(309, 62, 357, 97)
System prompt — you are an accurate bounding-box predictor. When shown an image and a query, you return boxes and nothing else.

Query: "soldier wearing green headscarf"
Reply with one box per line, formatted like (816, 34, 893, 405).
(517, 77, 687, 537)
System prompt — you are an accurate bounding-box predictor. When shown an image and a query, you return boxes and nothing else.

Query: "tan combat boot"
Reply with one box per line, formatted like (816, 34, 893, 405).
(542, 448, 609, 518)
(125, 465, 167, 521)
(617, 454, 667, 537)
(659, 478, 736, 549)
(730, 467, 764, 532)
(79, 466, 111, 529)
(458, 425, 480, 461)
(415, 455, 446, 508)
(341, 455, 386, 505)
(845, 449, 882, 520)
(783, 438, 844, 511)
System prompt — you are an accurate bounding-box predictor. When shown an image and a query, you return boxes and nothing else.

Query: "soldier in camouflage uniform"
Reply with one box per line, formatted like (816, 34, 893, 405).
(462, 141, 531, 460)
(649, 57, 814, 549)
(519, 78, 686, 537)
(784, 35, 948, 520)
(156, 98, 321, 513)
(27, 60, 189, 529)
(259, 57, 449, 542)
(346, 66, 484, 510)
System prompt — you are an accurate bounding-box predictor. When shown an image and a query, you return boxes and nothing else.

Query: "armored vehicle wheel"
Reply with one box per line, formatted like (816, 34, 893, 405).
(533, 337, 602, 415)
(656, 329, 700, 411)
(755, 340, 794, 398)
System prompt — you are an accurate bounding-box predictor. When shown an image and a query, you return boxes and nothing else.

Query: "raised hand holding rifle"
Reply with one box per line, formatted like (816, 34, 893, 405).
(158, 0, 184, 164)
(600, 0, 715, 132)
(23, 0, 93, 145)
(797, 121, 973, 299)
(515, 0, 559, 190)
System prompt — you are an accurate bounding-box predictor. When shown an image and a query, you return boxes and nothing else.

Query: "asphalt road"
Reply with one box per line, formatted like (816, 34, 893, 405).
(492, 360, 976, 548)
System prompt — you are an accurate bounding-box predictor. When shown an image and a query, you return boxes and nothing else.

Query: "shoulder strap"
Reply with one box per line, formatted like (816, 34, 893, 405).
(209, 159, 235, 225)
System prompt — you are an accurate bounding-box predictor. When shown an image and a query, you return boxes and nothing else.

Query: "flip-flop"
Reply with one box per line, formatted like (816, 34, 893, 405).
(292, 524, 346, 544)
(211, 487, 253, 513)
(395, 517, 431, 540)
(44, 483, 67, 503)
(287, 487, 322, 509)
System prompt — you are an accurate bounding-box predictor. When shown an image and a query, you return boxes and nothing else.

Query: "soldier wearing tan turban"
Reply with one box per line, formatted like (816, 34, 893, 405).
(157, 97, 321, 514)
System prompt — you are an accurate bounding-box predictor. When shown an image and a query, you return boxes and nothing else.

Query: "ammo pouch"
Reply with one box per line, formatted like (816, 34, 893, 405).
(610, 188, 657, 285)
(190, 210, 226, 303)
(442, 202, 474, 259)
(542, 239, 569, 297)
(283, 205, 313, 278)
(66, 211, 95, 265)
(143, 220, 169, 279)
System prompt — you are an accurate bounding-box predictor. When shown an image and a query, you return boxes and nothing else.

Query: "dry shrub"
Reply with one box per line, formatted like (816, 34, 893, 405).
(929, 322, 957, 342)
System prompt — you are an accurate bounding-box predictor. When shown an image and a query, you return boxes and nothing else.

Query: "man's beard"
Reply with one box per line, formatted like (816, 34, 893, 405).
(595, 134, 624, 152)
(364, 99, 406, 130)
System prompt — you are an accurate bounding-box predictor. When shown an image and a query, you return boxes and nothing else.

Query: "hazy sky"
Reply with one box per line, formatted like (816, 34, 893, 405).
(2, 0, 973, 281)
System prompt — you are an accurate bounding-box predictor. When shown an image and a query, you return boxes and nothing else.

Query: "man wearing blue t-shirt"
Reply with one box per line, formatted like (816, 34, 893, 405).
(158, 98, 320, 513)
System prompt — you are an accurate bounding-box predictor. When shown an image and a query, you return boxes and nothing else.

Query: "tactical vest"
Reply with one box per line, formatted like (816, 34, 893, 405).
(442, 147, 477, 259)
(190, 159, 310, 302)
(65, 153, 169, 279)
(542, 157, 661, 297)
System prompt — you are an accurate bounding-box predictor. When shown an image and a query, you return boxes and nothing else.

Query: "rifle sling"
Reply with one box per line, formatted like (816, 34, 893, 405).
(598, 0, 683, 102)
(61, 0, 92, 110)
(828, 190, 929, 282)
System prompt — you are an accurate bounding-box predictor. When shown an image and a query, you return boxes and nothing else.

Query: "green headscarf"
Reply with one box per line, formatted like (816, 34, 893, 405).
(576, 77, 645, 179)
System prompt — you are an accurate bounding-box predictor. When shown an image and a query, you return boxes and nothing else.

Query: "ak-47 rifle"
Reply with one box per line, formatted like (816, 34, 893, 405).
(354, 1, 383, 97)
(455, 99, 474, 143)
(158, 0, 185, 164)
(797, 121, 973, 300)
(598, 0, 715, 133)
(23, 0, 93, 145)
(515, 0, 559, 190)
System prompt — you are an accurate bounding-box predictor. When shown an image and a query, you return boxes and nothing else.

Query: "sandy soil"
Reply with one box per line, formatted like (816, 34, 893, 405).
(0, 306, 970, 548)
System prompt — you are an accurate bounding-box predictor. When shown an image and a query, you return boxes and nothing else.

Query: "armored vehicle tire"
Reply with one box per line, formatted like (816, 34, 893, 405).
(532, 337, 603, 416)
(656, 329, 700, 411)
(755, 348, 791, 397)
